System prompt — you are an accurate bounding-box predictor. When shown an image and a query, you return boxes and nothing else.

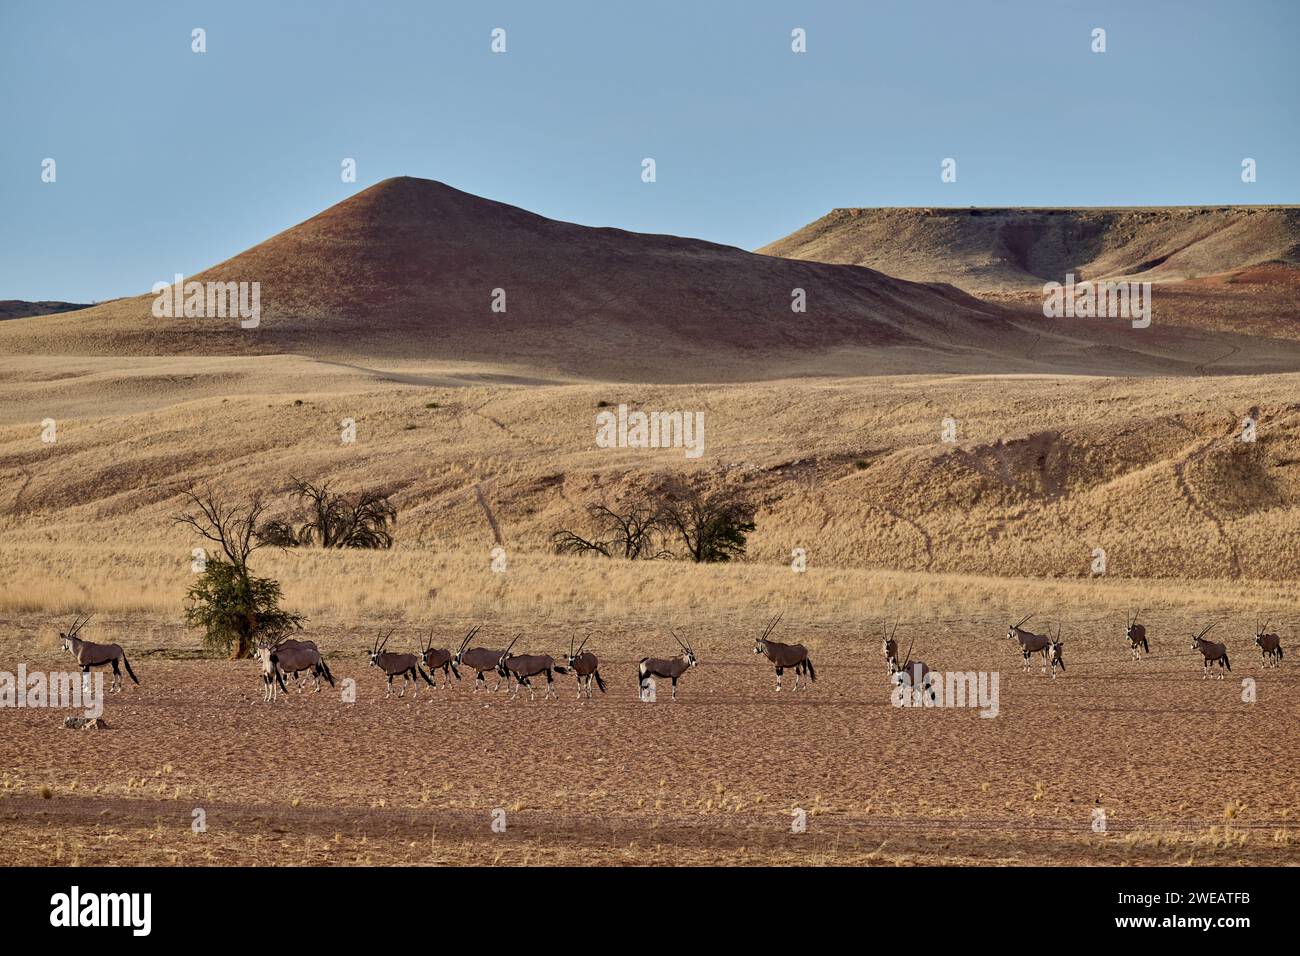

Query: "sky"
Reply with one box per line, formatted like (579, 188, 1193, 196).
(1, 0, 1297, 301)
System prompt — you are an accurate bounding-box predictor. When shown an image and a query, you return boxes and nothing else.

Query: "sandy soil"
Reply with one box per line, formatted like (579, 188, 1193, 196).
(3, 618, 1297, 867)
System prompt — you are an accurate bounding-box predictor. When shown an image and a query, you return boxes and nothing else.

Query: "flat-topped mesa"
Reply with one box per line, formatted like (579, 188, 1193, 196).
(759, 206, 1300, 292)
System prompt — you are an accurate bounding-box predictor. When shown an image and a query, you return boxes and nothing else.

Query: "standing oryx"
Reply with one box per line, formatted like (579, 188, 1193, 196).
(1007, 614, 1055, 675)
(369, 629, 434, 698)
(1190, 623, 1230, 679)
(1253, 620, 1284, 668)
(1125, 609, 1150, 661)
(58, 614, 139, 692)
(254, 639, 291, 702)
(882, 622, 900, 675)
(637, 631, 697, 702)
(566, 633, 606, 699)
(496, 635, 569, 701)
(1047, 626, 1065, 680)
(889, 634, 935, 703)
(453, 628, 510, 693)
(267, 637, 335, 693)
(420, 626, 465, 688)
(752, 613, 817, 691)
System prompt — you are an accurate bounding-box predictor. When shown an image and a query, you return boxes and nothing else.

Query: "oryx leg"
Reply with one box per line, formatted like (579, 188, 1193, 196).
(109, 659, 122, 693)
(671, 677, 678, 701)
(775, 665, 783, 692)
(545, 671, 556, 700)
(386, 674, 395, 698)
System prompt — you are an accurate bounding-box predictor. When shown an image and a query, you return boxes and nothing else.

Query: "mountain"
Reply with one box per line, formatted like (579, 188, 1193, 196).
(758, 206, 1300, 293)
(0, 178, 1019, 380)
(0, 301, 93, 321)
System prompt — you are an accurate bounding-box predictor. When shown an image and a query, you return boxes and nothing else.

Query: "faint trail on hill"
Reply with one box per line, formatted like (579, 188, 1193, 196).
(474, 483, 504, 546)
(1194, 344, 1240, 376)
(876, 505, 934, 569)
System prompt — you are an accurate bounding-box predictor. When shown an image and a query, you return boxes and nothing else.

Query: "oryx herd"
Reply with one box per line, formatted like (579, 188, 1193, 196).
(42, 609, 1291, 706)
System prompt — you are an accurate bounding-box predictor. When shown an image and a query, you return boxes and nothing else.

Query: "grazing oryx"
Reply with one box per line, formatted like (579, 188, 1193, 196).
(254, 639, 291, 702)
(369, 629, 434, 698)
(269, 637, 335, 692)
(1254, 620, 1284, 668)
(420, 626, 464, 688)
(496, 635, 570, 701)
(889, 635, 935, 703)
(1125, 609, 1150, 661)
(566, 633, 606, 699)
(58, 614, 139, 692)
(1190, 623, 1230, 679)
(638, 631, 698, 702)
(453, 628, 510, 693)
(752, 613, 817, 691)
(1048, 626, 1066, 680)
(882, 621, 900, 675)
(1007, 614, 1055, 674)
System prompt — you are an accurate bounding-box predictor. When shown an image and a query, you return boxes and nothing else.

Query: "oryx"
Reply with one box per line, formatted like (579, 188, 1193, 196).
(637, 631, 697, 702)
(888, 634, 935, 703)
(496, 635, 569, 701)
(1125, 609, 1149, 661)
(253, 639, 291, 702)
(58, 614, 140, 692)
(369, 629, 434, 698)
(1048, 626, 1065, 680)
(269, 637, 335, 693)
(752, 613, 817, 691)
(1253, 620, 1283, 668)
(1007, 614, 1054, 674)
(420, 626, 464, 689)
(882, 621, 900, 675)
(1190, 623, 1230, 679)
(453, 628, 510, 693)
(566, 633, 606, 699)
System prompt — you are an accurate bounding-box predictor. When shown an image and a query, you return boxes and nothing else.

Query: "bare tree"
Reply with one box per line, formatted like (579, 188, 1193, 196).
(551, 499, 669, 559)
(263, 477, 397, 549)
(174, 488, 270, 568)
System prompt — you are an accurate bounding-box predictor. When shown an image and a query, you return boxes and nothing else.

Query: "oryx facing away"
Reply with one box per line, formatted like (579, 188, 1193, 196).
(1254, 620, 1283, 668)
(58, 614, 139, 693)
(1190, 623, 1230, 679)
(1006, 614, 1055, 675)
(496, 635, 570, 701)
(566, 633, 606, 699)
(638, 631, 697, 702)
(1125, 609, 1150, 661)
(453, 628, 510, 693)
(369, 629, 434, 698)
(269, 637, 335, 693)
(752, 613, 816, 691)
(420, 626, 464, 688)
(254, 639, 291, 702)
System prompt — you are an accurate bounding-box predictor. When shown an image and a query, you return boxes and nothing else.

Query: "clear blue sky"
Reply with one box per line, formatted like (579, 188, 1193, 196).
(1, 0, 1296, 301)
